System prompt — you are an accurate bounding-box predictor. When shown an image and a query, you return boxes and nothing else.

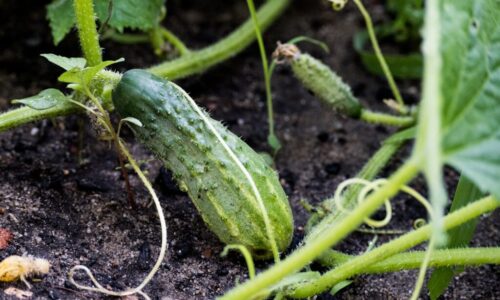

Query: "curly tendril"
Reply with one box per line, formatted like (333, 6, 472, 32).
(334, 178, 433, 228)
(329, 0, 348, 11)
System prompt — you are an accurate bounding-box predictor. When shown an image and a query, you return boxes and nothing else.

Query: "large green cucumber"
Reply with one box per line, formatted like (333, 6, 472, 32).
(112, 69, 293, 258)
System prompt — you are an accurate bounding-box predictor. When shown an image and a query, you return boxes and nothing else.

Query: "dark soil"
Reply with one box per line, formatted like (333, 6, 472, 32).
(0, 0, 498, 299)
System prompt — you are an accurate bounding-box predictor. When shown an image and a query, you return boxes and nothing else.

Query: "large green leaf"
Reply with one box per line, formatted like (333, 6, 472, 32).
(94, 0, 165, 32)
(46, 0, 165, 45)
(440, 0, 500, 198)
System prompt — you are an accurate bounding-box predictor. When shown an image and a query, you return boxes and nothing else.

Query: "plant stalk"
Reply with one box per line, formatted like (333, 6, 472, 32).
(74, 0, 103, 66)
(0, 103, 80, 133)
(246, 0, 279, 152)
(360, 109, 415, 127)
(147, 0, 290, 79)
(353, 0, 404, 106)
(318, 247, 500, 274)
(160, 28, 190, 56)
(290, 196, 499, 298)
(219, 159, 420, 299)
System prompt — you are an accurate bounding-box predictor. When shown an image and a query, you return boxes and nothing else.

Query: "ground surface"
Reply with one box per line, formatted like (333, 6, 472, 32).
(0, 0, 499, 299)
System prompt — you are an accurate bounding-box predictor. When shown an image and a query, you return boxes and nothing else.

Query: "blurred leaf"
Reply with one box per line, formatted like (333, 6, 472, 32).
(428, 176, 483, 300)
(353, 31, 422, 79)
(12, 89, 69, 110)
(439, 1, 500, 198)
(41, 53, 87, 70)
(94, 0, 165, 32)
(46, 0, 74, 45)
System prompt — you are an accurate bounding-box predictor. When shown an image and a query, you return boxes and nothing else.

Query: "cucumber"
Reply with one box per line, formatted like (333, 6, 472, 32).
(112, 69, 293, 258)
(275, 44, 362, 118)
(291, 53, 362, 118)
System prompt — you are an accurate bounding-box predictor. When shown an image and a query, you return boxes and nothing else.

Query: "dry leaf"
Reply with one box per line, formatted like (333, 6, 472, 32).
(0, 228, 12, 250)
(4, 287, 33, 299)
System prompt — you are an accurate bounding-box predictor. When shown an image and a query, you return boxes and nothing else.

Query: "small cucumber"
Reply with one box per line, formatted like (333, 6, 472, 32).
(112, 69, 293, 258)
(275, 44, 362, 118)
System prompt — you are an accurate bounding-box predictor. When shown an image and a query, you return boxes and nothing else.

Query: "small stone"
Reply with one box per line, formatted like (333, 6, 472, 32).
(48, 290, 60, 300)
(137, 242, 151, 271)
(317, 131, 330, 143)
(324, 162, 342, 175)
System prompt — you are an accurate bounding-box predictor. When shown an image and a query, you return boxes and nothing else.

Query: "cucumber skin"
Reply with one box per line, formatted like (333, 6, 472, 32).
(112, 69, 293, 258)
(291, 53, 362, 118)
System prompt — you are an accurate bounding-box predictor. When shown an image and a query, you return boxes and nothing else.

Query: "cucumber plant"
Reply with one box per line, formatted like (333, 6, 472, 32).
(0, 0, 499, 299)
(46, 0, 184, 56)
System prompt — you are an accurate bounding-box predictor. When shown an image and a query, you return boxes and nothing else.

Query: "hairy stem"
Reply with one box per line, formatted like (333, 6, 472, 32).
(353, 0, 404, 106)
(74, 0, 102, 66)
(360, 109, 415, 127)
(0, 103, 80, 133)
(147, 0, 290, 79)
(414, 0, 447, 245)
(219, 159, 420, 299)
(290, 196, 499, 298)
(318, 247, 500, 274)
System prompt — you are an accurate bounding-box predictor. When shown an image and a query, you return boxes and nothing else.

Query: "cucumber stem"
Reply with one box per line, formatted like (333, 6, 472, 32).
(0, 103, 80, 133)
(219, 159, 420, 299)
(290, 196, 499, 298)
(360, 109, 415, 127)
(246, 0, 280, 153)
(352, 0, 404, 107)
(160, 28, 191, 56)
(147, 0, 290, 79)
(317, 247, 500, 273)
(74, 0, 103, 66)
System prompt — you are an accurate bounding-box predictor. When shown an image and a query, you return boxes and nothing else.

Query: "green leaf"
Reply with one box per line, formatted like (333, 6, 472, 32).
(46, 0, 75, 45)
(41, 54, 87, 70)
(46, 0, 165, 45)
(94, 0, 165, 32)
(12, 89, 69, 110)
(58, 58, 124, 86)
(428, 176, 483, 300)
(80, 58, 124, 86)
(439, 1, 500, 198)
(329, 280, 353, 296)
